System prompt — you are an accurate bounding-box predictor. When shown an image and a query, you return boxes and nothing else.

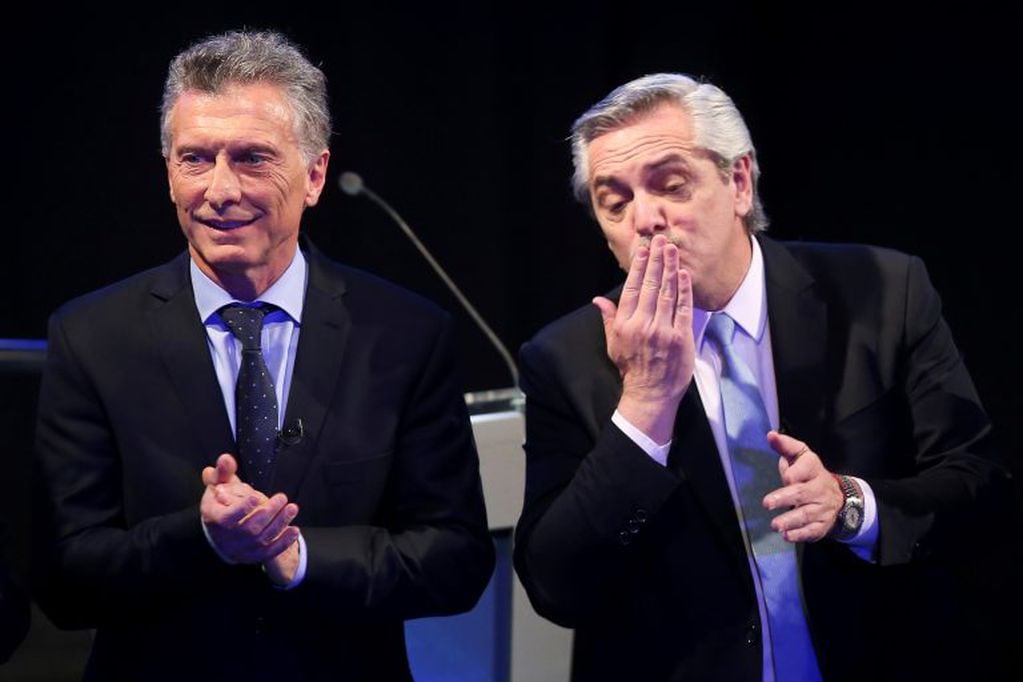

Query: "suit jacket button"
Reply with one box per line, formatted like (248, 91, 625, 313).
(632, 507, 649, 522)
(745, 621, 760, 646)
(617, 530, 632, 546)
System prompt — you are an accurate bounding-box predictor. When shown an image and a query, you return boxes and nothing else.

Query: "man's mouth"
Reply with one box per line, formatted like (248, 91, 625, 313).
(196, 217, 258, 230)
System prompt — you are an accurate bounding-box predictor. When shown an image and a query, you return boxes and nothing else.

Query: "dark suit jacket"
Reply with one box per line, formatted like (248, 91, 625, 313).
(514, 236, 1010, 681)
(33, 242, 495, 681)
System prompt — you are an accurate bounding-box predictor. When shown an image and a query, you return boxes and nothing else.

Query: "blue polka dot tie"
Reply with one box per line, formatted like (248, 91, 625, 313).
(220, 303, 278, 492)
(705, 313, 820, 681)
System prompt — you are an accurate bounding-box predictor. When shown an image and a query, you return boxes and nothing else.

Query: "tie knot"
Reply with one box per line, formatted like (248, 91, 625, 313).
(705, 313, 736, 350)
(220, 303, 271, 351)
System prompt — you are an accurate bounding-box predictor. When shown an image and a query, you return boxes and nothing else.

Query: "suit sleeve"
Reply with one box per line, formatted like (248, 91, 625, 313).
(867, 256, 1010, 565)
(512, 332, 681, 627)
(33, 312, 234, 628)
(282, 314, 495, 621)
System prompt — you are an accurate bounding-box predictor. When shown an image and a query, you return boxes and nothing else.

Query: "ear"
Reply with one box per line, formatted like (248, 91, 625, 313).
(304, 150, 331, 207)
(731, 154, 753, 218)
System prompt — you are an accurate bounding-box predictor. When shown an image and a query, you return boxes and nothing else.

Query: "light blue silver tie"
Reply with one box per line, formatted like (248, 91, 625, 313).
(705, 313, 820, 681)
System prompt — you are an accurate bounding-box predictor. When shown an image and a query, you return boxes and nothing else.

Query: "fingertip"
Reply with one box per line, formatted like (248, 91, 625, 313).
(592, 297, 614, 320)
(216, 453, 237, 475)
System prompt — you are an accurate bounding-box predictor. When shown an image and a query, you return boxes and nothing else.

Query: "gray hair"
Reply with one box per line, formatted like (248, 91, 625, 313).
(160, 30, 331, 163)
(570, 73, 768, 233)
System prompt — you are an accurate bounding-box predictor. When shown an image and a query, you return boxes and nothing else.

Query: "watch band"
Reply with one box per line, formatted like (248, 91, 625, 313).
(830, 474, 864, 542)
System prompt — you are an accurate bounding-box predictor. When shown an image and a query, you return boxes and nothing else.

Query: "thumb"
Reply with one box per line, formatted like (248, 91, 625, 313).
(215, 453, 239, 484)
(766, 430, 808, 463)
(592, 297, 618, 334)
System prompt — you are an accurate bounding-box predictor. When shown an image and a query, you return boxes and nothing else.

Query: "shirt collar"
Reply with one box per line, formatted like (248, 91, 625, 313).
(693, 235, 768, 348)
(190, 249, 307, 324)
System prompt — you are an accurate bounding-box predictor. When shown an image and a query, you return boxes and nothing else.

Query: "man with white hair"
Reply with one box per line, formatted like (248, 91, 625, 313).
(514, 73, 1008, 680)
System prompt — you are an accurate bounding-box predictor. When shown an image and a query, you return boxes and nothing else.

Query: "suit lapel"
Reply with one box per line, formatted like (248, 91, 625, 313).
(272, 246, 350, 497)
(147, 254, 235, 465)
(759, 236, 828, 450)
(668, 384, 750, 568)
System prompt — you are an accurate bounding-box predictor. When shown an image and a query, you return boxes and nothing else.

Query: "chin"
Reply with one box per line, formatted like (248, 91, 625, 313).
(192, 243, 256, 268)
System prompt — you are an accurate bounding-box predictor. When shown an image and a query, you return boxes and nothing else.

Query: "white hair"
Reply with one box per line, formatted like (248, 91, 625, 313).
(570, 73, 768, 232)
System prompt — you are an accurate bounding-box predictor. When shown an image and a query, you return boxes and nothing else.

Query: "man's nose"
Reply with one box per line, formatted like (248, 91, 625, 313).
(204, 155, 241, 209)
(632, 193, 668, 236)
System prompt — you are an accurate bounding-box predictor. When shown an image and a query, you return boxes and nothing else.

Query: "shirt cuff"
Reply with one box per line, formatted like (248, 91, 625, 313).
(201, 519, 309, 588)
(612, 410, 672, 466)
(842, 476, 879, 562)
(274, 533, 308, 590)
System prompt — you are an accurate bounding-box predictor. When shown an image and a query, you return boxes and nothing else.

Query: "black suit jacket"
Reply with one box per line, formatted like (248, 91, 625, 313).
(514, 236, 1009, 681)
(33, 243, 495, 681)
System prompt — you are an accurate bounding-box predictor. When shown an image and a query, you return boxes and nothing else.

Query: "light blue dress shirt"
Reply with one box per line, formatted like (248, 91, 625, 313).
(191, 250, 309, 588)
(613, 237, 879, 680)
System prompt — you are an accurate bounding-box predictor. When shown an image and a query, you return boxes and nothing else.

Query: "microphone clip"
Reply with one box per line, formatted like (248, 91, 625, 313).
(277, 418, 304, 449)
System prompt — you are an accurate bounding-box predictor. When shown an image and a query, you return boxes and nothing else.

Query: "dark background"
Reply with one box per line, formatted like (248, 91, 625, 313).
(2, 3, 1020, 674)
(5, 6, 1018, 400)
(7, 3, 1019, 477)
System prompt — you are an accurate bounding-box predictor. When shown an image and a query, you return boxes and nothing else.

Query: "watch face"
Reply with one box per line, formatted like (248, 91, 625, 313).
(846, 505, 862, 531)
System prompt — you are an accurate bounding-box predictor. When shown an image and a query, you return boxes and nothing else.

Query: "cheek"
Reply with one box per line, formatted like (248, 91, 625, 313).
(170, 177, 204, 208)
(265, 168, 307, 204)
(603, 231, 635, 269)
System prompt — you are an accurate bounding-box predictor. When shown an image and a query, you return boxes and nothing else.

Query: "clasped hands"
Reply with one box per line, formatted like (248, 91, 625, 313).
(594, 235, 844, 542)
(200, 453, 301, 583)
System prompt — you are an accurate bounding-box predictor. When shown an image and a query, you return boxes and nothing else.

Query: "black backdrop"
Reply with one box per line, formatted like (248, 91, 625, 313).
(9, 6, 1023, 458)
(5, 8, 1019, 497)
(2, 3, 1021, 675)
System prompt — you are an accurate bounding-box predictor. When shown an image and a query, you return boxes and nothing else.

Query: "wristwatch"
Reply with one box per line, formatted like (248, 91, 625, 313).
(829, 474, 864, 542)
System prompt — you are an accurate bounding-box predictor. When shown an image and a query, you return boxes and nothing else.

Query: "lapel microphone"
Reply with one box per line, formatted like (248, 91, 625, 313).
(338, 171, 519, 389)
(277, 418, 304, 448)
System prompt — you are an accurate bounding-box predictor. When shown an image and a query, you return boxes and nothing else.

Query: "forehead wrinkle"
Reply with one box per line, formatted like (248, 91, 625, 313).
(171, 85, 300, 149)
(590, 136, 697, 189)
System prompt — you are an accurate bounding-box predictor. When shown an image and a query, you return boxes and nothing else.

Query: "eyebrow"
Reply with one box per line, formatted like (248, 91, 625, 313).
(173, 141, 280, 157)
(592, 153, 692, 190)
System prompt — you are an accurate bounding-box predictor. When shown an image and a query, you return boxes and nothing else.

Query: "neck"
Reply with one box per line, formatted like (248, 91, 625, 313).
(190, 250, 294, 302)
(695, 232, 753, 311)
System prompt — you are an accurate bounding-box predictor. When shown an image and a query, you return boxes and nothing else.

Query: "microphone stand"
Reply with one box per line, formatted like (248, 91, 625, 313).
(339, 172, 521, 393)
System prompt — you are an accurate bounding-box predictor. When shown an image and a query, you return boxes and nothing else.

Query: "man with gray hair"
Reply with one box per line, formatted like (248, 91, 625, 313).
(33, 30, 494, 681)
(514, 73, 1008, 680)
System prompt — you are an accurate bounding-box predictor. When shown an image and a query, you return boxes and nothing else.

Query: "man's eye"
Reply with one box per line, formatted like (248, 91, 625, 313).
(600, 198, 626, 215)
(180, 153, 206, 165)
(240, 153, 267, 165)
